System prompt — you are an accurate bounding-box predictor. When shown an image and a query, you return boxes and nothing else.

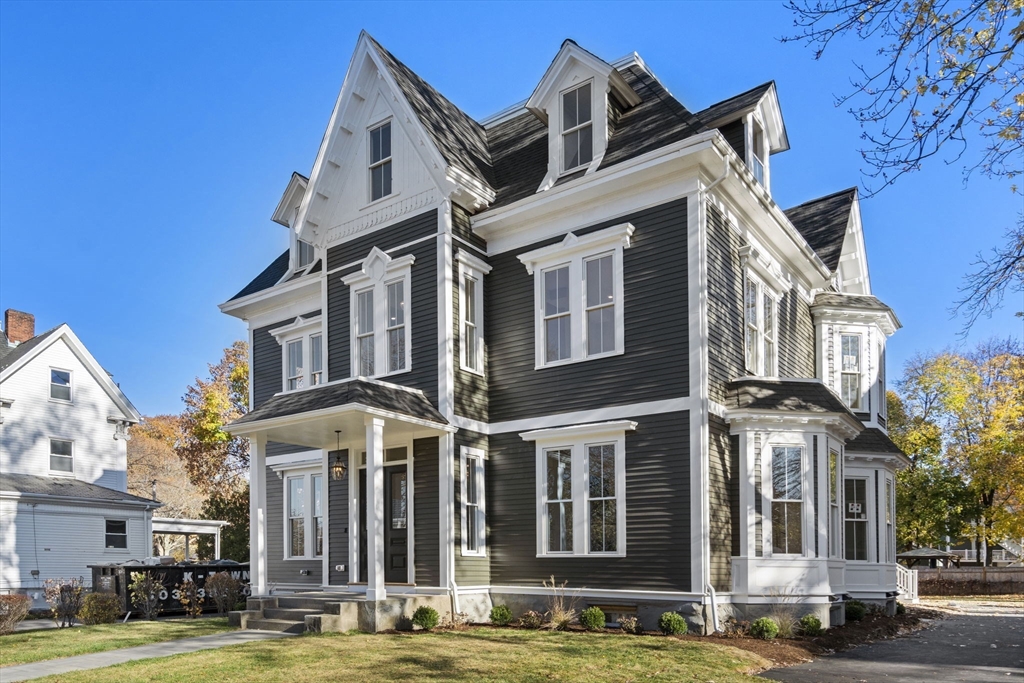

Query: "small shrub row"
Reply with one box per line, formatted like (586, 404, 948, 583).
(658, 611, 687, 635)
(411, 605, 439, 630)
(750, 616, 779, 640)
(579, 606, 605, 631)
(0, 594, 32, 634)
(845, 600, 867, 622)
(80, 593, 121, 625)
(799, 614, 824, 636)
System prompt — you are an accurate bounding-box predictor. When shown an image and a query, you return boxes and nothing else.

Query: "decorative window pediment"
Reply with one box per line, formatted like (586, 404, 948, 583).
(342, 248, 415, 378)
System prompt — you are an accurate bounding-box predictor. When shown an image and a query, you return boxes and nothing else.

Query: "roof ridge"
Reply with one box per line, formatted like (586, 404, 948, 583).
(785, 186, 858, 211)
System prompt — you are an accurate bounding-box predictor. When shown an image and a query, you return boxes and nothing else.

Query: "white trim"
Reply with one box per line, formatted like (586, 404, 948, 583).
(269, 458, 322, 474)
(687, 188, 708, 596)
(268, 315, 322, 342)
(489, 585, 706, 602)
(517, 223, 634, 274)
(47, 436, 75, 476)
(450, 396, 695, 436)
(456, 248, 491, 375)
(343, 248, 414, 379)
(459, 446, 487, 557)
(266, 450, 323, 467)
(525, 421, 631, 558)
(282, 468, 325, 561)
(367, 118, 394, 204)
(48, 367, 73, 403)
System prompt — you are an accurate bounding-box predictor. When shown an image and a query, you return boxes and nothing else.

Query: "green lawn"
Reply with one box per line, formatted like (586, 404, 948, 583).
(29, 628, 769, 682)
(0, 618, 234, 668)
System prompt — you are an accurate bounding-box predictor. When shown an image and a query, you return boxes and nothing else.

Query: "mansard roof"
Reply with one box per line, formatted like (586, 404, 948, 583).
(845, 427, 905, 456)
(230, 378, 447, 429)
(784, 188, 857, 272)
(0, 472, 159, 507)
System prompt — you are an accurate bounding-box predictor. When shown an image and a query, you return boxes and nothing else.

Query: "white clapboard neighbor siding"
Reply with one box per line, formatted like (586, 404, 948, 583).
(0, 335, 128, 491)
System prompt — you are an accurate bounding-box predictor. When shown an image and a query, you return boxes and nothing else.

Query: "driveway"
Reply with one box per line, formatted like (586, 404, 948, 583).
(761, 601, 1023, 683)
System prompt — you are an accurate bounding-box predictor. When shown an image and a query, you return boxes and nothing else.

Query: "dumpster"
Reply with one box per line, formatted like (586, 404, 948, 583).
(89, 560, 250, 614)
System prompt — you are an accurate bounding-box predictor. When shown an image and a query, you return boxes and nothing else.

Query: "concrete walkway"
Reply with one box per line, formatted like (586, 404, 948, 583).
(0, 630, 292, 682)
(762, 603, 1023, 683)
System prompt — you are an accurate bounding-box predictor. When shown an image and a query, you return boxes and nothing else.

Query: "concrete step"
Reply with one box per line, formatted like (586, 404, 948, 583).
(264, 608, 320, 621)
(276, 595, 346, 610)
(246, 618, 305, 634)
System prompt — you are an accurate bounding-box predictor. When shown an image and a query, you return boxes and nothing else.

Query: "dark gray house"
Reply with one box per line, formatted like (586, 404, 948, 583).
(221, 33, 912, 633)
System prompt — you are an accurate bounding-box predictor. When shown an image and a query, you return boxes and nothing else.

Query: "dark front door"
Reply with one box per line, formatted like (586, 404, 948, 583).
(359, 464, 409, 584)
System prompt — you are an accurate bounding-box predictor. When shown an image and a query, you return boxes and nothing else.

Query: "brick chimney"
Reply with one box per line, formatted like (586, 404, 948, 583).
(4, 309, 35, 344)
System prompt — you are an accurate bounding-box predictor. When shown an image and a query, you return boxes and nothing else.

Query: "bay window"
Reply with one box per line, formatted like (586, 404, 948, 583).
(460, 446, 486, 556)
(829, 449, 841, 557)
(841, 334, 862, 409)
(343, 248, 414, 379)
(885, 477, 894, 563)
(285, 470, 323, 559)
(518, 223, 633, 369)
(522, 420, 632, 557)
(845, 478, 868, 561)
(771, 445, 803, 555)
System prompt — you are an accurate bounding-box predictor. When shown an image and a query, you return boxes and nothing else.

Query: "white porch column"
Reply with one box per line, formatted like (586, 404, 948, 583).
(214, 528, 221, 560)
(249, 434, 268, 595)
(365, 416, 386, 601)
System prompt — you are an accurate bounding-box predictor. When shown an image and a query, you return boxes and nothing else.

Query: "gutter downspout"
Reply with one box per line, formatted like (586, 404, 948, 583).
(702, 149, 729, 634)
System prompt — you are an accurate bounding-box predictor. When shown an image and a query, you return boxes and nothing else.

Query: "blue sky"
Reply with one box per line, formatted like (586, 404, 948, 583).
(1, 1, 1020, 416)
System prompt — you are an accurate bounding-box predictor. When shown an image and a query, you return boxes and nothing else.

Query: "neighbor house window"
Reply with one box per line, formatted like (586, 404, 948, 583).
(460, 447, 486, 556)
(845, 478, 868, 561)
(561, 82, 593, 172)
(105, 520, 128, 549)
(524, 421, 631, 557)
(518, 223, 632, 369)
(296, 239, 315, 268)
(50, 369, 71, 402)
(271, 315, 323, 392)
(49, 438, 73, 473)
(771, 446, 803, 555)
(369, 121, 392, 201)
(288, 476, 305, 558)
(343, 249, 415, 379)
(841, 334, 862, 409)
(745, 275, 778, 376)
(457, 250, 491, 375)
(829, 450, 841, 557)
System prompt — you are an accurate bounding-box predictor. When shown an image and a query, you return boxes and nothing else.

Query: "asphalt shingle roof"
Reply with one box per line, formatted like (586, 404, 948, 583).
(846, 427, 905, 455)
(0, 472, 159, 507)
(0, 326, 62, 374)
(726, 377, 859, 418)
(229, 250, 289, 302)
(230, 379, 447, 428)
(784, 188, 857, 272)
(812, 293, 894, 313)
(694, 81, 774, 128)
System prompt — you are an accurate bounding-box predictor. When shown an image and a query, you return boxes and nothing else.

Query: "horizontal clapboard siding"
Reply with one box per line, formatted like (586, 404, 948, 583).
(706, 204, 746, 405)
(328, 450, 349, 586)
(488, 411, 690, 591)
(488, 199, 689, 422)
(452, 202, 485, 251)
(265, 465, 321, 586)
(777, 288, 815, 378)
(413, 437, 441, 587)
(253, 315, 320, 457)
(325, 210, 438, 272)
(326, 235, 439, 404)
(454, 430, 490, 586)
(708, 414, 735, 591)
(719, 119, 745, 161)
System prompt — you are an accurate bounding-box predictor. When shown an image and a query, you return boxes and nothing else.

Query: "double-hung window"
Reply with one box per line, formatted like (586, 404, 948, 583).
(271, 315, 323, 392)
(744, 274, 778, 376)
(49, 438, 73, 474)
(750, 118, 766, 186)
(518, 223, 633, 369)
(523, 421, 632, 557)
(770, 446, 803, 555)
(105, 520, 128, 550)
(841, 334, 862, 409)
(885, 477, 894, 563)
(460, 447, 486, 556)
(50, 369, 72, 402)
(296, 239, 315, 268)
(457, 250, 491, 374)
(285, 471, 323, 559)
(369, 121, 392, 202)
(829, 450, 841, 557)
(561, 82, 593, 172)
(343, 248, 414, 378)
(845, 478, 868, 561)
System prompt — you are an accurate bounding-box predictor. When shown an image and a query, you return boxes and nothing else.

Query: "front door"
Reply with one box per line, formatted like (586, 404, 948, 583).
(359, 464, 409, 584)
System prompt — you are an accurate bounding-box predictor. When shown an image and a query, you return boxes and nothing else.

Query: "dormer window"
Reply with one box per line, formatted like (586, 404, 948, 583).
(750, 119, 766, 186)
(369, 121, 392, 202)
(296, 239, 315, 268)
(561, 83, 593, 172)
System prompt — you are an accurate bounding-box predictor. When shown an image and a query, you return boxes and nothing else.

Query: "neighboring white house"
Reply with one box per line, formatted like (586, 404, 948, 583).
(0, 309, 159, 603)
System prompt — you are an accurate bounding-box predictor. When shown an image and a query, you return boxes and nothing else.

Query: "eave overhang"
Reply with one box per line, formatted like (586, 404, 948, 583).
(724, 408, 864, 440)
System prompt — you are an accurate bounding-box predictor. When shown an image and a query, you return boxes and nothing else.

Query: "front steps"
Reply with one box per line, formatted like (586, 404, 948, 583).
(230, 591, 451, 633)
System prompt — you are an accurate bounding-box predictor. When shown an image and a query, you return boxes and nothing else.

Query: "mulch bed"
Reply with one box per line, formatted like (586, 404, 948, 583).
(681, 606, 944, 667)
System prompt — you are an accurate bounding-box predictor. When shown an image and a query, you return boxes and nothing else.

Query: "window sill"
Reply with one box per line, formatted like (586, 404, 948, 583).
(283, 556, 323, 562)
(48, 471, 75, 478)
(48, 398, 73, 406)
(357, 367, 413, 382)
(360, 190, 402, 213)
(536, 552, 626, 559)
(459, 364, 485, 377)
(534, 348, 624, 371)
(460, 549, 487, 558)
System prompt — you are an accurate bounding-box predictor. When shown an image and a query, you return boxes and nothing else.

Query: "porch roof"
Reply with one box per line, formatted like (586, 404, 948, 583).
(726, 377, 858, 417)
(845, 427, 904, 456)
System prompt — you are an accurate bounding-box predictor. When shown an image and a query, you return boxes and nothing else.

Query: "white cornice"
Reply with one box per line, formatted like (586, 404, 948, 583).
(268, 314, 322, 343)
(340, 248, 415, 287)
(455, 249, 492, 275)
(517, 222, 634, 274)
(218, 273, 321, 320)
(726, 409, 863, 440)
(519, 419, 638, 444)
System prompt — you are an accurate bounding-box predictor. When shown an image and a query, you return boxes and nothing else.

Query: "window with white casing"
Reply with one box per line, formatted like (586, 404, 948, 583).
(296, 239, 315, 269)
(343, 249, 414, 379)
(369, 121, 392, 202)
(841, 334, 862, 409)
(518, 223, 633, 369)
(50, 368, 72, 402)
(561, 82, 593, 172)
(460, 447, 486, 556)
(457, 251, 492, 375)
(845, 478, 868, 561)
(879, 342, 887, 419)
(750, 118, 766, 186)
(744, 273, 778, 376)
(105, 520, 128, 550)
(285, 471, 323, 559)
(49, 438, 73, 474)
(270, 316, 323, 392)
(885, 477, 894, 563)
(521, 421, 632, 557)
(771, 446, 803, 555)
(829, 450, 841, 557)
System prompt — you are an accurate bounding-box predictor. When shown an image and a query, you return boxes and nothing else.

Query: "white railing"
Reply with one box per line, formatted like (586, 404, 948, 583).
(896, 563, 919, 603)
(950, 549, 1019, 563)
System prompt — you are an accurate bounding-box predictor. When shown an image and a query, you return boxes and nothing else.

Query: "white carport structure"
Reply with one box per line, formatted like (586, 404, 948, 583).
(152, 518, 230, 560)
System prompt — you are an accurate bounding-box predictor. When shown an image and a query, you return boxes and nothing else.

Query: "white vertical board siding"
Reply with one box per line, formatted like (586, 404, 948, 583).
(0, 499, 150, 590)
(0, 338, 128, 491)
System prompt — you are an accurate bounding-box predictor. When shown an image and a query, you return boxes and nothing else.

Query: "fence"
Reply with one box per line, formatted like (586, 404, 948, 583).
(917, 567, 1024, 596)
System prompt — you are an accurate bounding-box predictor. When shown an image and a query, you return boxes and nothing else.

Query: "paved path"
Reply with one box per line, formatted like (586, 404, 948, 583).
(0, 630, 291, 682)
(762, 603, 1023, 683)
